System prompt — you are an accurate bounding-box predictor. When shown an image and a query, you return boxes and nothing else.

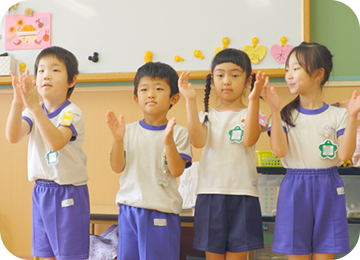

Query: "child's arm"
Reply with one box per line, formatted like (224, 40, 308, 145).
(20, 71, 73, 151)
(106, 111, 126, 173)
(337, 90, 360, 161)
(6, 69, 30, 143)
(265, 85, 288, 157)
(178, 72, 207, 148)
(163, 117, 186, 178)
(243, 71, 267, 147)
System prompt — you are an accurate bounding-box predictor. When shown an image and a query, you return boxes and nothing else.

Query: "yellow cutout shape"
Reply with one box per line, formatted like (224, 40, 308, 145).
(214, 46, 223, 56)
(61, 111, 73, 126)
(144, 51, 152, 63)
(241, 45, 267, 64)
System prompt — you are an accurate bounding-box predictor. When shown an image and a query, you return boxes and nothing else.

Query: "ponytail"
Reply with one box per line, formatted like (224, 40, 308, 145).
(280, 95, 300, 127)
(203, 73, 212, 124)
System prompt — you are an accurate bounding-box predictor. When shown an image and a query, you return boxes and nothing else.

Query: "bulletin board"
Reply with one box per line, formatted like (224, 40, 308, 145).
(0, 0, 310, 82)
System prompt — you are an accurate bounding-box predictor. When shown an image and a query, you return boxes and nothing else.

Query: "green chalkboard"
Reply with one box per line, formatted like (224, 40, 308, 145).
(311, 0, 360, 81)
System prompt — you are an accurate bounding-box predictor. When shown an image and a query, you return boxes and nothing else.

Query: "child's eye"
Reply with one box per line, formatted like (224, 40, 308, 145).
(156, 87, 164, 91)
(232, 74, 239, 78)
(38, 69, 44, 73)
(216, 74, 223, 78)
(53, 69, 59, 72)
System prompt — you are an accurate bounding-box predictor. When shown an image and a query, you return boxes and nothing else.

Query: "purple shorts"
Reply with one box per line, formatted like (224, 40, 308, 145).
(32, 181, 90, 260)
(118, 205, 181, 260)
(193, 194, 264, 254)
(272, 167, 350, 255)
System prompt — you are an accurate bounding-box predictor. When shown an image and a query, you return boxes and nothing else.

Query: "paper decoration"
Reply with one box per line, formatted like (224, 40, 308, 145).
(270, 37, 293, 64)
(214, 46, 223, 56)
(214, 37, 230, 56)
(5, 13, 51, 51)
(174, 55, 184, 62)
(144, 51, 152, 63)
(242, 37, 267, 64)
(193, 49, 204, 59)
(222, 37, 230, 49)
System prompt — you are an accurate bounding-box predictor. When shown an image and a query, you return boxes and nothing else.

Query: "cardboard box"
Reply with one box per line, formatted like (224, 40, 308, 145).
(0, 56, 16, 76)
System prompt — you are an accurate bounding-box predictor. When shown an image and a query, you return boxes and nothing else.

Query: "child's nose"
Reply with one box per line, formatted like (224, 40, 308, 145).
(148, 90, 155, 98)
(223, 76, 230, 85)
(43, 73, 50, 80)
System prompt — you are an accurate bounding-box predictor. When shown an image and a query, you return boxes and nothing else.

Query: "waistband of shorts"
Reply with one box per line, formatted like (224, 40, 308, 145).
(35, 179, 60, 187)
(286, 166, 339, 176)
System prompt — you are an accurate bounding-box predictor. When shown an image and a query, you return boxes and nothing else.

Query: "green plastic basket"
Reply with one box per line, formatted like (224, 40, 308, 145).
(256, 150, 282, 167)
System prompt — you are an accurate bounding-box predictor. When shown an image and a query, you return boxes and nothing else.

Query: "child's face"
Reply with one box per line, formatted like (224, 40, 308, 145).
(36, 55, 75, 103)
(285, 54, 316, 95)
(134, 76, 178, 117)
(212, 62, 250, 103)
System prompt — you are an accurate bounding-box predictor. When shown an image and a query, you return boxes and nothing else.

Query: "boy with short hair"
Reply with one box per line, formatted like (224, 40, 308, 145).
(6, 46, 90, 260)
(106, 62, 192, 260)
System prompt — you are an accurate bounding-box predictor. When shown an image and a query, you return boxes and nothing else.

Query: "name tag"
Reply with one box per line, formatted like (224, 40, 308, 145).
(337, 187, 345, 195)
(154, 218, 167, 226)
(61, 198, 74, 207)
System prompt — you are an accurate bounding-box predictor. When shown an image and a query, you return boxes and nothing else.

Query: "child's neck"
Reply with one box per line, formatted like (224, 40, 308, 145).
(217, 100, 246, 111)
(43, 98, 68, 113)
(143, 114, 168, 126)
(299, 93, 323, 110)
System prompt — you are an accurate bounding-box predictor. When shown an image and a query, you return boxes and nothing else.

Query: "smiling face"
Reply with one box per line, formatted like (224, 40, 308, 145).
(285, 54, 317, 95)
(36, 55, 75, 107)
(134, 76, 179, 118)
(212, 62, 251, 107)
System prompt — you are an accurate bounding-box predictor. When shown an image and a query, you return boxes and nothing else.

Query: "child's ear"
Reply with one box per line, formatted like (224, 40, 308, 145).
(313, 68, 325, 82)
(69, 75, 77, 88)
(133, 95, 139, 105)
(170, 93, 180, 105)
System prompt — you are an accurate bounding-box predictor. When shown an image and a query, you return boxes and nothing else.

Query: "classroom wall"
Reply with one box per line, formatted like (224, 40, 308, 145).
(1, 0, 360, 257)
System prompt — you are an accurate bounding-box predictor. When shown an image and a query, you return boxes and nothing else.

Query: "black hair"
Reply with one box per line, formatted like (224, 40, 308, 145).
(203, 48, 254, 124)
(34, 46, 79, 99)
(133, 62, 179, 98)
(281, 42, 333, 127)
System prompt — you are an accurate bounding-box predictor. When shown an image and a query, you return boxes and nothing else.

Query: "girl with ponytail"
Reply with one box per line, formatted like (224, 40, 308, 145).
(265, 42, 360, 260)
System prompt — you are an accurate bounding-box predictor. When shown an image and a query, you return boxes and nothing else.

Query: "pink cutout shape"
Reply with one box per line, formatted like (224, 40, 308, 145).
(270, 44, 293, 64)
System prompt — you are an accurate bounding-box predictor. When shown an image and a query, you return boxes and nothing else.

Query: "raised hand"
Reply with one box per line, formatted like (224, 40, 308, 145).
(106, 111, 125, 141)
(163, 117, 176, 146)
(347, 90, 360, 118)
(19, 69, 38, 111)
(249, 70, 268, 101)
(10, 67, 28, 105)
(178, 71, 196, 101)
(265, 84, 281, 112)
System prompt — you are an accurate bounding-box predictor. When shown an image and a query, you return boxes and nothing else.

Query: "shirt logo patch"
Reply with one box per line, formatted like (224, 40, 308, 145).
(61, 111, 73, 126)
